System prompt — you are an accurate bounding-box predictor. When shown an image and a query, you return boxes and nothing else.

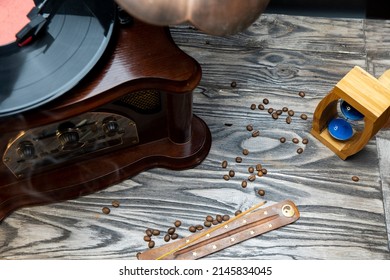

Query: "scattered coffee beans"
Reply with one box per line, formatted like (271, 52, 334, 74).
(216, 215, 223, 223)
(204, 221, 212, 227)
(222, 160, 228, 168)
(248, 166, 254, 173)
(272, 112, 279, 119)
(168, 227, 176, 235)
(152, 229, 160, 236)
(164, 234, 170, 242)
(222, 215, 230, 221)
(286, 116, 292, 124)
(248, 174, 256, 182)
(257, 170, 263, 177)
(196, 225, 204, 231)
(229, 170, 235, 177)
(280, 137, 286, 143)
(258, 104, 265, 110)
(236, 156, 243, 163)
(148, 241, 155, 249)
(243, 149, 249, 155)
(231, 81, 237, 88)
(241, 180, 247, 188)
(143, 235, 151, 242)
(171, 233, 179, 240)
(223, 174, 230, 181)
(252, 130, 260, 137)
(352, 176, 360, 182)
(250, 104, 256, 110)
(256, 164, 262, 171)
(102, 207, 110, 214)
(189, 226, 196, 232)
(301, 113, 308, 120)
(276, 110, 283, 115)
(257, 189, 265, 196)
(206, 215, 214, 222)
(292, 138, 299, 144)
(261, 168, 267, 175)
(299, 91, 305, 98)
(297, 148, 304, 154)
(282, 107, 288, 112)
(302, 138, 309, 144)
(268, 108, 274, 114)
(174, 220, 182, 227)
(145, 229, 153, 237)
(235, 210, 242, 216)
(263, 98, 269, 105)
(246, 124, 253, 131)
(111, 200, 120, 208)
(288, 110, 295, 116)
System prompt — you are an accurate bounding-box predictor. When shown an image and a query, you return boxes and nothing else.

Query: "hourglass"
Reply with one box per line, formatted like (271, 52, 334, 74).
(311, 66, 390, 160)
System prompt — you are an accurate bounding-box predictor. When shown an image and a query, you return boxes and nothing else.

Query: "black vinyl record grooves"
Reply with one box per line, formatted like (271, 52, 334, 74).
(0, 0, 116, 117)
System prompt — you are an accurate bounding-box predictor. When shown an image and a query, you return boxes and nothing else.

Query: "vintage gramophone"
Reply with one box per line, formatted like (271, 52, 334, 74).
(311, 66, 390, 159)
(0, 0, 270, 221)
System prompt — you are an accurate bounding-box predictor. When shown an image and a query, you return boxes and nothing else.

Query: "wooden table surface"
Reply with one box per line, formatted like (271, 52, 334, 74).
(1, 13, 390, 260)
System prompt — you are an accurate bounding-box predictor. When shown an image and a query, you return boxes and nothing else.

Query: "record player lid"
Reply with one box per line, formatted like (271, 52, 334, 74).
(0, 0, 116, 117)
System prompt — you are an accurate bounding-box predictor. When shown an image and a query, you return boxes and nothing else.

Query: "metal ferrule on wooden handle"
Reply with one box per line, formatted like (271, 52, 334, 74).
(137, 200, 300, 260)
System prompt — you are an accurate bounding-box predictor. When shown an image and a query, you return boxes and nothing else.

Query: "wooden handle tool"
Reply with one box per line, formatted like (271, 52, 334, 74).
(137, 200, 300, 260)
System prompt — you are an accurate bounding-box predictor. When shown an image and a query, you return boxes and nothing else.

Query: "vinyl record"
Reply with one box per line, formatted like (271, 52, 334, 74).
(0, 0, 116, 117)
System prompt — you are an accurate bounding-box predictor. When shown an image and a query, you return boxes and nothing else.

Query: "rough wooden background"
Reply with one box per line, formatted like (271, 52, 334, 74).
(0, 13, 389, 260)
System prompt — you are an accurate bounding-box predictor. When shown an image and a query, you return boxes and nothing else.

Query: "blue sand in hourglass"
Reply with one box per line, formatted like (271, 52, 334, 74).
(328, 118, 354, 141)
(340, 101, 364, 121)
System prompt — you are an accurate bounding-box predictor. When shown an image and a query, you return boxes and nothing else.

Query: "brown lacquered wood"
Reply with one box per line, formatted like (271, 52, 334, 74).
(0, 19, 211, 221)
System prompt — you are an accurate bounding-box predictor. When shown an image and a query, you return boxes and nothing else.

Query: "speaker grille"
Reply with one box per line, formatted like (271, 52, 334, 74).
(118, 89, 161, 113)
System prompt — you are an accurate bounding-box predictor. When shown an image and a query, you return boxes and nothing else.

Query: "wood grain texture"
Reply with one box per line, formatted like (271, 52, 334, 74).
(1, 14, 390, 260)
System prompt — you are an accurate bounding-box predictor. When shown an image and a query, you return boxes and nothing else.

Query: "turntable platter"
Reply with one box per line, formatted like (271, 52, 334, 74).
(0, 0, 116, 117)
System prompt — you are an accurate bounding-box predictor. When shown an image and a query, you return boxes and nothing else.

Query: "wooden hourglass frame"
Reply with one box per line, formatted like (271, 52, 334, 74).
(311, 66, 390, 160)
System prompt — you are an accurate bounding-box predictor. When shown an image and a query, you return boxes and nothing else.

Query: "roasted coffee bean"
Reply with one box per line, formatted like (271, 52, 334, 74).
(243, 149, 249, 155)
(258, 104, 265, 110)
(272, 112, 279, 119)
(212, 220, 219, 225)
(282, 107, 289, 112)
(231, 81, 237, 88)
(145, 229, 153, 237)
(292, 138, 299, 144)
(171, 233, 179, 240)
(174, 220, 182, 227)
(248, 174, 256, 182)
(261, 168, 268, 175)
(352, 175, 360, 182)
(111, 200, 120, 208)
(263, 98, 269, 105)
(257, 170, 263, 177)
(204, 221, 212, 227)
(276, 110, 283, 115)
(152, 229, 160, 236)
(102, 207, 110, 214)
(268, 108, 274, 114)
(216, 215, 223, 223)
(256, 164, 262, 171)
(299, 91, 305, 97)
(301, 113, 308, 120)
(222, 215, 230, 221)
(250, 104, 256, 110)
(235, 210, 242, 216)
(206, 215, 214, 222)
(148, 241, 155, 249)
(223, 174, 230, 181)
(164, 234, 170, 242)
(189, 226, 197, 232)
(257, 189, 265, 196)
(222, 160, 228, 168)
(229, 170, 235, 177)
(302, 138, 309, 144)
(297, 147, 304, 154)
(143, 235, 151, 242)
(236, 156, 243, 163)
(246, 124, 253, 131)
(252, 130, 260, 137)
(196, 225, 204, 231)
(286, 116, 292, 124)
(241, 180, 247, 188)
(168, 227, 176, 235)
(288, 110, 295, 116)
(248, 166, 254, 173)
(280, 137, 286, 143)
